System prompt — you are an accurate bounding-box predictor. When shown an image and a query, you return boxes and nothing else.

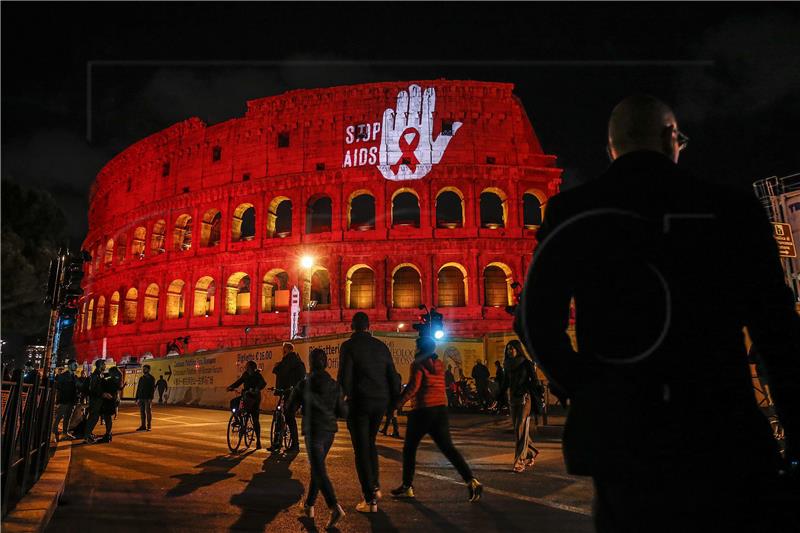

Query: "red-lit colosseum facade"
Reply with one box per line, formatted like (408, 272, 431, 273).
(74, 80, 561, 362)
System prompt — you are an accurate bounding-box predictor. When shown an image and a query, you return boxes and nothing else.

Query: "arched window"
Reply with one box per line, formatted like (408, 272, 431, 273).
(232, 203, 256, 242)
(262, 269, 289, 312)
(348, 192, 375, 231)
(115, 233, 127, 264)
(392, 265, 422, 308)
(123, 288, 138, 323)
(109, 291, 120, 326)
(193, 276, 216, 317)
(225, 273, 251, 315)
(523, 191, 545, 228)
(143, 283, 159, 321)
(173, 214, 192, 251)
(438, 264, 467, 307)
(480, 189, 507, 228)
(484, 264, 513, 307)
(87, 299, 94, 330)
(80, 300, 88, 332)
(267, 197, 292, 238)
(94, 244, 103, 272)
(304, 268, 331, 310)
(151, 220, 166, 255)
(95, 296, 106, 327)
(166, 280, 185, 319)
(306, 195, 332, 234)
(131, 226, 146, 259)
(391, 190, 420, 228)
(104, 239, 114, 267)
(200, 209, 222, 247)
(346, 265, 375, 309)
(436, 188, 464, 228)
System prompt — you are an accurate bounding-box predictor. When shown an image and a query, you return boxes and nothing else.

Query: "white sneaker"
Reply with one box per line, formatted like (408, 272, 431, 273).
(327, 503, 345, 528)
(299, 503, 314, 518)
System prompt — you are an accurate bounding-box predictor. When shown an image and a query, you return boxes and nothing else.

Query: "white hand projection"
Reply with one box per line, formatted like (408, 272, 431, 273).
(378, 84, 462, 181)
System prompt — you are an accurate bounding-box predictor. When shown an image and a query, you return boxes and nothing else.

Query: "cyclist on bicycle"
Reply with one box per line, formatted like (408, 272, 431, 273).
(227, 360, 267, 449)
(271, 342, 306, 452)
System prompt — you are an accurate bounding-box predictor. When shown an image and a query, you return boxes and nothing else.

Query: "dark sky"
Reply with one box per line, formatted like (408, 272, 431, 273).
(3, 2, 799, 246)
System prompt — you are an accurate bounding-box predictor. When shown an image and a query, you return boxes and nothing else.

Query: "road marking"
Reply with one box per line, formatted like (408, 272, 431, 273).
(413, 470, 592, 516)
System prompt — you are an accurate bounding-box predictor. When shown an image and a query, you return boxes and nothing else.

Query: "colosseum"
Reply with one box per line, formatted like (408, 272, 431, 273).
(73, 79, 562, 362)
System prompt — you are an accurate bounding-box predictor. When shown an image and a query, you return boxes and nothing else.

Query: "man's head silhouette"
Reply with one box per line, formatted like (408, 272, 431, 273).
(607, 95, 687, 163)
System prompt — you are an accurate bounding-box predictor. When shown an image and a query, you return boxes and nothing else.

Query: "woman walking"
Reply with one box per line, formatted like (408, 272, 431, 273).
(391, 337, 483, 502)
(287, 348, 347, 529)
(500, 340, 542, 473)
(98, 366, 123, 443)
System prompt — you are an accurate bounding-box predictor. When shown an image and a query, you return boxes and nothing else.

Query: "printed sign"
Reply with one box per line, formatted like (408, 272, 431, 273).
(773, 222, 797, 258)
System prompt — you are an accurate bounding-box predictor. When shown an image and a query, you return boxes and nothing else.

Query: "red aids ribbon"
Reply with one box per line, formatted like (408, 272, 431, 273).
(390, 127, 421, 174)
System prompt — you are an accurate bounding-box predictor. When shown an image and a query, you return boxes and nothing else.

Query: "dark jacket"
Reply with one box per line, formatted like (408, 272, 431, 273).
(55, 371, 78, 404)
(87, 369, 106, 411)
(273, 352, 306, 391)
(136, 373, 156, 400)
(501, 355, 543, 412)
(338, 331, 400, 409)
(287, 371, 347, 435)
(471, 362, 490, 383)
(100, 374, 122, 415)
(516, 150, 800, 476)
(229, 370, 267, 405)
(156, 377, 168, 392)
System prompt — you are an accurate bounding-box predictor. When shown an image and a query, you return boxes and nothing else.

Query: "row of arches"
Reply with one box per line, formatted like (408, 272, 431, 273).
(89, 188, 545, 274)
(78, 262, 517, 331)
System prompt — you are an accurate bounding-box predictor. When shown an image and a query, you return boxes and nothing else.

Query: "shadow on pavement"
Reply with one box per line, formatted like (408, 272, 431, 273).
(364, 509, 400, 533)
(229, 450, 303, 531)
(167, 451, 255, 497)
(407, 498, 467, 532)
(298, 515, 319, 532)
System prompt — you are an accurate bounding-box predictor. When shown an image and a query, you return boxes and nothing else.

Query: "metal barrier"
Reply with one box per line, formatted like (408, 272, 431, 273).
(1, 370, 57, 517)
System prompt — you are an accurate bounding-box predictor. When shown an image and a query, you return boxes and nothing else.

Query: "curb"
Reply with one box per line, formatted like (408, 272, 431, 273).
(1, 439, 72, 533)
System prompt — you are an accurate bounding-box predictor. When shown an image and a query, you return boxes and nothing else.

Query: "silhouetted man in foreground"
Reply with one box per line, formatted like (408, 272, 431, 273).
(516, 95, 800, 532)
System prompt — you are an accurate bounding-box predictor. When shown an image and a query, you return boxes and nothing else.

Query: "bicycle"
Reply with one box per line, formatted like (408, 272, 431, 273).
(267, 387, 293, 451)
(227, 390, 257, 453)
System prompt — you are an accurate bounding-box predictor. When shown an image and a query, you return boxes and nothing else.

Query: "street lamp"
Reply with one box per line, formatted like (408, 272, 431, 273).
(300, 255, 314, 269)
(244, 326, 251, 346)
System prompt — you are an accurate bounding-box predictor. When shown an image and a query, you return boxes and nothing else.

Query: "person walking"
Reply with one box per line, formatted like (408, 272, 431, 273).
(98, 366, 123, 443)
(84, 360, 108, 443)
(499, 340, 541, 473)
(391, 336, 483, 502)
(444, 364, 456, 407)
(156, 374, 168, 404)
(271, 342, 306, 452)
(136, 364, 156, 431)
(53, 359, 79, 441)
(380, 371, 402, 438)
(493, 360, 506, 411)
(227, 360, 267, 450)
(287, 348, 347, 529)
(471, 360, 491, 408)
(516, 94, 800, 531)
(338, 312, 400, 513)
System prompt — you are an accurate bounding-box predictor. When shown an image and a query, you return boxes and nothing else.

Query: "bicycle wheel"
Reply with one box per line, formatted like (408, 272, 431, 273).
(270, 411, 284, 448)
(227, 413, 242, 452)
(242, 414, 255, 449)
(283, 415, 293, 450)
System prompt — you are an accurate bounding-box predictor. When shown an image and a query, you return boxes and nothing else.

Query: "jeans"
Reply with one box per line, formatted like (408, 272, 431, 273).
(381, 408, 399, 435)
(510, 395, 538, 466)
(304, 431, 337, 507)
(347, 404, 386, 501)
(402, 405, 473, 486)
(139, 399, 152, 428)
(53, 403, 76, 436)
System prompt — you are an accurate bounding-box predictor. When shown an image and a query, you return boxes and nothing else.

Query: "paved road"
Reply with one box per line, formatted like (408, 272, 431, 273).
(48, 404, 593, 532)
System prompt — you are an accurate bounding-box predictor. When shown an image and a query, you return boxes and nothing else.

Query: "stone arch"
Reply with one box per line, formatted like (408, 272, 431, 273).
(109, 291, 120, 326)
(347, 190, 376, 231)
(437, 262, 468, 307)
(87, 298, 95, 330)
(95, 295, 106, 327)
(303, 266, 331, 309)
(523, 189, 547, 228)
(266, 196, 293, 238)
(306, 194, 332, 234)
(193, 276, 216, 317)
(123, 287, 138, 324)
(436, 187, 465, 228)
(104, 239, 114, 267)
(131, 226, 146, 259)
(483, 262, 514, 307)
(94, 243, 103, 272)
(115, 233, 127, 264)
(143, 283, 159, 321)
(232, 203, 256, 242)
(151, 220, 167, 255)
(391, 188, 420, 228)
(262, 269, 289, 312)
(480, 187, 508, 228)
(391, 263, 422, 309)
(200, 208, 222, 247)
(173, 214, 193, 251)
(225, 272, 251, 315)
(346, 264, 375, 309)
(166, 279, 186, 319)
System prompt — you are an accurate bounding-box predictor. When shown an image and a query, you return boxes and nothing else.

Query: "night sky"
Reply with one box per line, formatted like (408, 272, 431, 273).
(2, 2, 799, 247)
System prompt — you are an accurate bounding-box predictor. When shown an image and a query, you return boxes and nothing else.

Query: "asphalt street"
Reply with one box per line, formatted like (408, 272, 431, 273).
(47, 404, 594, 532)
